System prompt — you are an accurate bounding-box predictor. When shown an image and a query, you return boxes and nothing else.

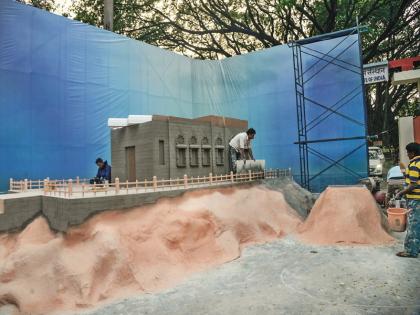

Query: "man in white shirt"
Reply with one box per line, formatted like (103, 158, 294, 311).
(228, 128, 256, 173)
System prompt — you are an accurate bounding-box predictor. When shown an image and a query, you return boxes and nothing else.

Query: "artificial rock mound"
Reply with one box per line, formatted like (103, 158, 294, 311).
(0, 185, 395, 315)
(0, 186, 302, 315)
(297, 186, 394, 245)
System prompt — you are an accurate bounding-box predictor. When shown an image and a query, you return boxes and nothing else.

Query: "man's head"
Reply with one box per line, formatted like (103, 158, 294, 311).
(246, 128, 256, 140)
(95, 158, 105, 168)
(405, 142, 420, 160)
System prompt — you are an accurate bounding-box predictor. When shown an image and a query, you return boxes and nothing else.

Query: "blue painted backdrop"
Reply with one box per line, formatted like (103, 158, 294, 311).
(0, 0, 367, 192)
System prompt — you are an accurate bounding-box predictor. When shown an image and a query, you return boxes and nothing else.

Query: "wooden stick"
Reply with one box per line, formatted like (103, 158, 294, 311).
(68, 179, 73, 197)
(153, 176, 157, 192)
(115, 178, 120, 194)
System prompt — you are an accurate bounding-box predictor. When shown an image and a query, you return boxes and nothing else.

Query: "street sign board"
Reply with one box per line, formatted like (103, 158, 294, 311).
(363, 61, 388, 84)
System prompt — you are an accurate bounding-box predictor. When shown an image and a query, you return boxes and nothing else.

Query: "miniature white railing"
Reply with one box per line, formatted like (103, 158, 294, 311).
(9, 168, 292, 198)
(9, 177, 90, 192)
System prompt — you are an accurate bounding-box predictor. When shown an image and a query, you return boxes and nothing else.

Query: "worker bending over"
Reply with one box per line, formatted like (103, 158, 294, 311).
(395, 142, 420, 258)
(228, 128, 256, 173)
(90, 158, 112, 184)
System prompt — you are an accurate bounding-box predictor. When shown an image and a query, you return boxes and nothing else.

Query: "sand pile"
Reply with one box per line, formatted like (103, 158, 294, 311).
(297, 187, 394, 245)
(0, 186, 302, 315)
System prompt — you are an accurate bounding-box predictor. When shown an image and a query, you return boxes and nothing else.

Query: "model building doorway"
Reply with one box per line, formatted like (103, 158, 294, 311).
(125, 146, 136, 182)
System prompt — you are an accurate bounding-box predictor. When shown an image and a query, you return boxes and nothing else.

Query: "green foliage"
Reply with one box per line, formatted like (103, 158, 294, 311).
(397, 97, 418, 117)
(17, 0, 55, 11)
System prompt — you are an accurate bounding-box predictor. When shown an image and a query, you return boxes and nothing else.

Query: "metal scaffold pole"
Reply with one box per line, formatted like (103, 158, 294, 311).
(289, 27, 368, 191)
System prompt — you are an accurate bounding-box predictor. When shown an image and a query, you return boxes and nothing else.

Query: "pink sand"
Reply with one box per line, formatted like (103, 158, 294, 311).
(0, 186, 302, 314)
(297, 187, 395, 245)
(0, 185, 395, 314)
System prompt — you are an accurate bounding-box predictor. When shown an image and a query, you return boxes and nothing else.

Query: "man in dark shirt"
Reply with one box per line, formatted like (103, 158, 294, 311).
(90, 158, 111, 184)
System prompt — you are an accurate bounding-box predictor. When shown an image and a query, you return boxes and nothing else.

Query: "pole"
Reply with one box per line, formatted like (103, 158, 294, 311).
(68, 179, 73, 197)
(184, 174, 188, 189)
(104, 0, 113, 31)
(153, 176, 157, 192)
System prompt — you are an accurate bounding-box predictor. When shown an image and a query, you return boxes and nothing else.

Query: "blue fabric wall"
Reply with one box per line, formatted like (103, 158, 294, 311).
(0, 0, 367, 192)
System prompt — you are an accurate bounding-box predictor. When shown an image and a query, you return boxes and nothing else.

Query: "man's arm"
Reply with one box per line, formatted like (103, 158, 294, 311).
(248, 148, 255, 161)
(397, 184, 416, 198)
(397, 163, 419, 198)
(238, 135, 247, 162)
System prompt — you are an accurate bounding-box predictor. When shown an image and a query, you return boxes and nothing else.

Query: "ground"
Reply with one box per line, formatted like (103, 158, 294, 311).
(70, 233, 420, 315)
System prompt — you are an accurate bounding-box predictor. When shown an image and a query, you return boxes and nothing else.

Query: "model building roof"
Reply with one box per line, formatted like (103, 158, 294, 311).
(109, 115, 247, 129)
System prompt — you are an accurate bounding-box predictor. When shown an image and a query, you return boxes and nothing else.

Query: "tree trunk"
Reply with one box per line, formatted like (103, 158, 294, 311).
(104, 0, 113, 31)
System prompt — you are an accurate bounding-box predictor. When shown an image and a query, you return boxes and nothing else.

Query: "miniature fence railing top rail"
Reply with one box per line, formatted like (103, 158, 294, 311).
(9, 168, 292, 198)
(9, 177, 90, 192)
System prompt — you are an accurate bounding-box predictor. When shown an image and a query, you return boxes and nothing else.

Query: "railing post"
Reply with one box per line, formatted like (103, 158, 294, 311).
(126, 180, 129, 194)
(9, 178, 13, 191)
(115, 177, 120, 194)
(135, 179, 138, 192)
(184, 174, 188, 189)
(248, 170, 252, 181)
(76, 176, 80, 185)
(104, 180, 109, 195)
(153, 176, 157, 192)
(230, 171, 234, 183)
(82, 183, 85, 197)
(144, 179, 147, 192)
(43, 178, 48, 195)
(209, 173, 213, 185)
(68, 179, 73, 197)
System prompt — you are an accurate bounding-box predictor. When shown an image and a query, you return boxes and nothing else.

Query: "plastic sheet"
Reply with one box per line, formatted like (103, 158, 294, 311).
(0, 0, 367, 192)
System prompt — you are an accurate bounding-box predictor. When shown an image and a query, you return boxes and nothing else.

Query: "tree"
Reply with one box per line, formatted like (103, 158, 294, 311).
(68, 0, 420, 147)
(17, 0, 56, 11)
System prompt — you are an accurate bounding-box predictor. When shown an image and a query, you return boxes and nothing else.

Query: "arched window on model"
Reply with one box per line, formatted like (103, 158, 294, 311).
(176, 135, 187, 167)
(215, 137, 224, 166)
(201, 137, 211, 167)
(189, 136, 199, 167)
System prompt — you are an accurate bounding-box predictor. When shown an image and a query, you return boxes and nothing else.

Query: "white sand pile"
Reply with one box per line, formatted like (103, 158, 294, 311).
(0, 186, 302, 315)
(297, 187, 394, 245)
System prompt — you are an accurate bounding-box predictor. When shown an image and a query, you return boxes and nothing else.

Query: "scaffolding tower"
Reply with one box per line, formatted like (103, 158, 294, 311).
(289, 27, 369, 191)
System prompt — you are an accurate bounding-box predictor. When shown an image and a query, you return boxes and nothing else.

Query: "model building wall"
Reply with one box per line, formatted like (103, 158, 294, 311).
(111, 116, 247, 181)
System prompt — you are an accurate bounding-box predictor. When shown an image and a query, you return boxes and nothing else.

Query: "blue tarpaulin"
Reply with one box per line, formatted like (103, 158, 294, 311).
(0, 0, 367, 192)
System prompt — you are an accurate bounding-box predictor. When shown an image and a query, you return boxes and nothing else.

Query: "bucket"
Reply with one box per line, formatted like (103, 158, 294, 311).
(387, 208, 409, 232)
